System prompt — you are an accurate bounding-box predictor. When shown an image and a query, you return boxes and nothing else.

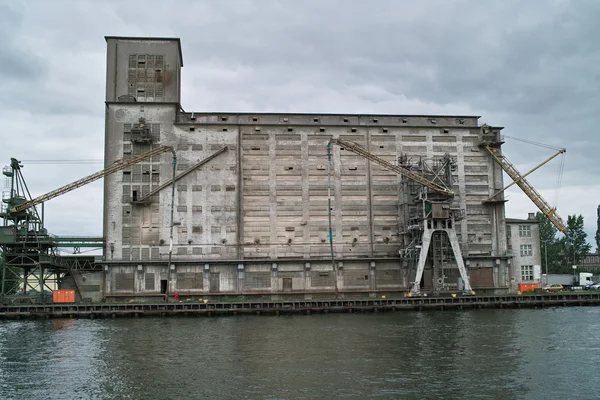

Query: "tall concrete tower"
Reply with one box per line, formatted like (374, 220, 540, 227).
(103, 37, 183, 276)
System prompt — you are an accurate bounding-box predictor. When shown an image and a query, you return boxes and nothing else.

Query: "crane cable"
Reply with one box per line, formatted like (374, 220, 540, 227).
(19, 160, 103, 164)
(554, 152, 565, 210)
(503, 134, 565, 209)
(503, 134, 564, 151)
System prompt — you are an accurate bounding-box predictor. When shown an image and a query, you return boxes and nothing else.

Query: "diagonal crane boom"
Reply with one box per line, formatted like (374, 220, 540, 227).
(12, 145, 175, 214)
(134, 146, 227, 204)
(485, 148, 565, 202)
(328, 138, 454, 197)
(483, 145, 567, 235)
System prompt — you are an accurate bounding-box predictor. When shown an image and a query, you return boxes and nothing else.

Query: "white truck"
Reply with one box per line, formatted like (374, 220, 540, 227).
(542, 272, 594, 290)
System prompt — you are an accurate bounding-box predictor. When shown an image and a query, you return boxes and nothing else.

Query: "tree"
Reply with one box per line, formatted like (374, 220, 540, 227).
(536, 212, 562, 273)
(596, 205, 600, 254)
(560, 214, 592, 269)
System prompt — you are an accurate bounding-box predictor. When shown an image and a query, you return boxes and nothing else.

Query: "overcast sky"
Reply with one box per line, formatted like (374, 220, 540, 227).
(0, 0, 598, 251)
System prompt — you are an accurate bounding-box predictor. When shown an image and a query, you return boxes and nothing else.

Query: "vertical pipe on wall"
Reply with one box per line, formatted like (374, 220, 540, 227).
(327, 142, 338, 298)
(167, 150, 177, 295)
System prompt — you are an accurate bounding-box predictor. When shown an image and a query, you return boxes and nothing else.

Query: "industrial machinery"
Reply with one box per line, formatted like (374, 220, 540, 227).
(480, 124, 567, 235)
(328, 138, 474, 295)
(0, 145, 175, 304)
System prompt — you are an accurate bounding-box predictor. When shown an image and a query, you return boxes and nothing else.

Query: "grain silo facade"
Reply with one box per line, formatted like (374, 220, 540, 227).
(102, 36, 510, 300)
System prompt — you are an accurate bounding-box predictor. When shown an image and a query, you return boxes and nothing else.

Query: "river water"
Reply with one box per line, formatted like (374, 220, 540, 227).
(1, 307, 599, 399)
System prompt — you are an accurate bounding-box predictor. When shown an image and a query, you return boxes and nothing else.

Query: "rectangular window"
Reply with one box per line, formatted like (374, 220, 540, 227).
(520, 244, 533, 257)
(521, 265, 533, 281)
(519, 225, 531, 237)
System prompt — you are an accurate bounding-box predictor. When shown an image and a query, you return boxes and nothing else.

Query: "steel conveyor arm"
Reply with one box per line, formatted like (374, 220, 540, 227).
(484, 145, 567, 235)
(12, 146, 175, 213)
(329, 138, 454, 197)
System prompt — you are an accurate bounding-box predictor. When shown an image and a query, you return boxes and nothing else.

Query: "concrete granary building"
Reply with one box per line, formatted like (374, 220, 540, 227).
(102, 36, 511, 300)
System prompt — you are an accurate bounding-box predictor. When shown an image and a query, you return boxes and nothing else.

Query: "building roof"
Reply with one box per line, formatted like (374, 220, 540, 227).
(178, 111, 481, 118)
(506, 218, 539, 224)
(104, 36, 183, 66)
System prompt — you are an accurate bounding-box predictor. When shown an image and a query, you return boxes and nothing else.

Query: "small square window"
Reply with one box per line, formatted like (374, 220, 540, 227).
(519, 225, 532, 237)
(313, 118, 319, 123)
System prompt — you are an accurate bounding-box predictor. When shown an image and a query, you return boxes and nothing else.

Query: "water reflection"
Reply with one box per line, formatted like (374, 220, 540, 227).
(1, 308, 600, 399)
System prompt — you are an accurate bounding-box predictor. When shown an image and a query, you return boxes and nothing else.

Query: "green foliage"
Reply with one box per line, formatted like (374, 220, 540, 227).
(536, 213, 592, 274)
(560, 214, 592, 268)
(596, 205, 600, 254)
(536, 212, 562, 273)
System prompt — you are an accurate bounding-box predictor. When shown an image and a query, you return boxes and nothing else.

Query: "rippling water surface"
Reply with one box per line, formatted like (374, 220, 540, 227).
(1, 307, 599, 399)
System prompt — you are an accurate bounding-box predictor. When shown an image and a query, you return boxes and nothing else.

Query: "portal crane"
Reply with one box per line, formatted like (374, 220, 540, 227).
(327, 138, 473, 295)
(10, 145, 175, 215)
(481, 136, 567, 235)
(1, 145, 176, 303)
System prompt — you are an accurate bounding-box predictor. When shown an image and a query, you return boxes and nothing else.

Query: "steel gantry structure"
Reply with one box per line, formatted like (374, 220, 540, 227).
(328, 138, 474, 295)
(0, 145, 175, 304)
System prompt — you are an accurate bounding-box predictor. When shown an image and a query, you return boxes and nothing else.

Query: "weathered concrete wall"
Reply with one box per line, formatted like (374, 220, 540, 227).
(103, 260, 406, 298)
(507, 218, 541, 288)
(102, 37, 510, 296)
(105, 37, 182, 103)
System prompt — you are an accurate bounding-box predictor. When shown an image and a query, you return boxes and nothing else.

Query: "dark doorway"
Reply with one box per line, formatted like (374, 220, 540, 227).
(210, 273, 220, 293)
(160, 279, 168, 294)
(282, 278, 292, 292)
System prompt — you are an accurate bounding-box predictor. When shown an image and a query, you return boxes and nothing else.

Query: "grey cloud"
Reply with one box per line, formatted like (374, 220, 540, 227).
(0, 3, 47, 81)
(0, 0, 598, 239)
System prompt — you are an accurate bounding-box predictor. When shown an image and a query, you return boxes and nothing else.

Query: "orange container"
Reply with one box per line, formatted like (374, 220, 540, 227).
(518, 283, 540, 293)
(53, 289, 76, 303)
